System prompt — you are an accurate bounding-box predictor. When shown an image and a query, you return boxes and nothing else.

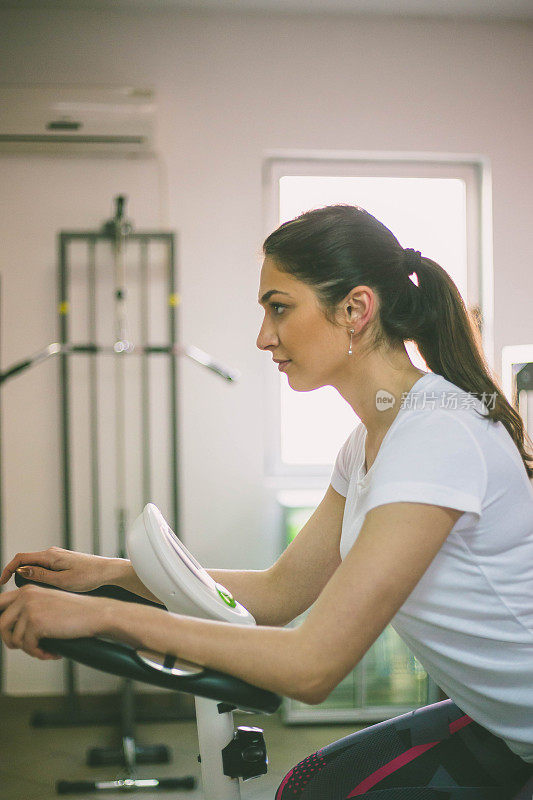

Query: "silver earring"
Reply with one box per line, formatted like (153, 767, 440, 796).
(348, 329, 355, 355)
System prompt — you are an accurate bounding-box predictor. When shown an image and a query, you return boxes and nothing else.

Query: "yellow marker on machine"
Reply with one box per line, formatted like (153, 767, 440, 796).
(58, 301, 69, 315)
(168, 293, 181, 308)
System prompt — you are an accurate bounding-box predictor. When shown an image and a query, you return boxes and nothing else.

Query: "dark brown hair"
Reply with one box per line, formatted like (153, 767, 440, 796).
(263, 204, 533, 479)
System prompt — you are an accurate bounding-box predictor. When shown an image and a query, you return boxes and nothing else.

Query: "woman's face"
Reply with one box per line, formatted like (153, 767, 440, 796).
(257, 256, 349, 392)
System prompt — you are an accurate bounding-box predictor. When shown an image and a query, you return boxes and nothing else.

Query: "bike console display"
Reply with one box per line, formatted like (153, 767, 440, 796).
(127, 503, 255, 626)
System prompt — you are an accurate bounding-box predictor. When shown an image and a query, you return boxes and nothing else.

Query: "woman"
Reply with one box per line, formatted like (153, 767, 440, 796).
(1, 204, 532, 798)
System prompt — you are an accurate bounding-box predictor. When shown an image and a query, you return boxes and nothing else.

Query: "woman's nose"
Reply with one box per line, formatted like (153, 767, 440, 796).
(256, 318, 279, 351)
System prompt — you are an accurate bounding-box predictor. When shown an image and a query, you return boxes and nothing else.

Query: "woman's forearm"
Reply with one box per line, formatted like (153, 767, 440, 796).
(206, 568, 291, 626)
(101, 560, 285, 623)
(101, 559, 164, 605)
(99, 600, 322, 705)
(100, 558, 291, 626)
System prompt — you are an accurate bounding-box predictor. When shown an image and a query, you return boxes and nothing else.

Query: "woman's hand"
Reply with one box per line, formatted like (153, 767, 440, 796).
(0, 584, 110, 660)
(0, 547, 120, 593)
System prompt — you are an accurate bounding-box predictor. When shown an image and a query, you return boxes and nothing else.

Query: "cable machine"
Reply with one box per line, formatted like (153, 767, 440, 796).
(0, 197, 239, 792)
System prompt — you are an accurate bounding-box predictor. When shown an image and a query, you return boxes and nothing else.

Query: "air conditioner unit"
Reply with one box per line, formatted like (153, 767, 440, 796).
(0, 85, 156, 156)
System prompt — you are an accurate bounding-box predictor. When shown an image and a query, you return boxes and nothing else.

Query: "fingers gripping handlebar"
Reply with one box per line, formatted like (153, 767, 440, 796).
(14, 569, 163, 606)
(10, 573, 281, 716)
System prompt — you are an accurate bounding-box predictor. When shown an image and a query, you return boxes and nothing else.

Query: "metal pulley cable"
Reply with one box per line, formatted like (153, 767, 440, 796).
(102, 196, 132, 557)
(0, 342, 240, 385)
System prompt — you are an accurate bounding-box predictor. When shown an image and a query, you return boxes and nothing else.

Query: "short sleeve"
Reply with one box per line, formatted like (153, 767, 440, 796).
(330, 425, 363, 498)
(362, 410, 488, 524)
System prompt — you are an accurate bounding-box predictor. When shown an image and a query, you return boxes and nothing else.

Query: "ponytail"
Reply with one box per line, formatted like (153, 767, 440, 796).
(386, 255, 533, 479)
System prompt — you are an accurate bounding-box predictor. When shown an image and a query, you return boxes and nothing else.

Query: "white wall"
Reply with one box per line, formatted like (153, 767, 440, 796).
(0, 7, 532, 693)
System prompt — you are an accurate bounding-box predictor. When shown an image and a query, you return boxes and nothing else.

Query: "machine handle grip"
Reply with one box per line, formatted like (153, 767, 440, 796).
(39, 635, 281, 715)
(0, 357, 33, 384)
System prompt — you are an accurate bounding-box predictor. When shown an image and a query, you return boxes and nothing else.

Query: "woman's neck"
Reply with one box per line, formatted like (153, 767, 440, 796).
(334, 348, 427, 444)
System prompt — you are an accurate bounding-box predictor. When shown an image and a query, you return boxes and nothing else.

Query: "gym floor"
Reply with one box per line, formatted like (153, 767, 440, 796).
(0, 694, 361, 799)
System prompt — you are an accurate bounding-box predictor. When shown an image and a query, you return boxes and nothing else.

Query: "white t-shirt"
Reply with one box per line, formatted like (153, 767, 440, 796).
(330, 371, 533, 763)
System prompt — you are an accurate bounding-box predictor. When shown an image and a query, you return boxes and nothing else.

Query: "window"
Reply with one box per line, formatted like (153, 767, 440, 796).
(263, 153, 492, 477)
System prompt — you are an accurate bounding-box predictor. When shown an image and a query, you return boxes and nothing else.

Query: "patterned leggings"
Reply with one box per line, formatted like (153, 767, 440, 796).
(276, 701, 532, 800)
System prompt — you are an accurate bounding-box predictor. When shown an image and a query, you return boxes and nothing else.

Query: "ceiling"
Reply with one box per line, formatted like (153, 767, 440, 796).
(2, 0, 533, 20)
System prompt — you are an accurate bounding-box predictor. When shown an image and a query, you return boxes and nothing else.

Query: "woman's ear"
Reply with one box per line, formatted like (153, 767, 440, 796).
(335, 301, 355, 328)
(346, 306, 360, 329)
(343, 286, 377, 333)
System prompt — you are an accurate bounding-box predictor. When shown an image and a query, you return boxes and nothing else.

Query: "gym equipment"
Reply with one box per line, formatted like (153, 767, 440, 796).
(41, 502, 259, 795)
(0, 342, 240, 383)
(0, 341, 239, 387)
(42, 636, 280, 799)
(0, 197, 240, 791)
(127, 503, 255, 625)
(502, 346, 533, 446)
(34, 503, 280, 799)
(127, 503, 268, 799)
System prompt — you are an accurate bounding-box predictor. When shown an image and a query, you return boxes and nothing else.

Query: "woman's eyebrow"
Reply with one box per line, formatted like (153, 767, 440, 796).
(258, 289, 292, 305)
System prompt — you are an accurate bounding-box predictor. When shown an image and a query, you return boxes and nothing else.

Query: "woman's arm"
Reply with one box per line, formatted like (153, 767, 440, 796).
(110, 484, 345, 626)
(102, 500, 462, 704)
(2, 485, 344, 626)
(206, 484, 346, 625)
(105, 559, 164, 604)
(108, 558, 278, 618)
(0, 550, 167, 605)
(0, 500, 462, 704)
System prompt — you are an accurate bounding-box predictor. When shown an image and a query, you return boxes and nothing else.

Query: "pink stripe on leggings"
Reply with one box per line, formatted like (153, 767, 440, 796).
(449, 714, 473, 735)
(276, 766, 295, 799)
(347, 714, 473, 797)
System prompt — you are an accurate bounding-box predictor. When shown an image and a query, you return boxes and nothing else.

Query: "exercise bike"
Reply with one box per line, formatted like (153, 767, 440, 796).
(27, 503, 281, 800)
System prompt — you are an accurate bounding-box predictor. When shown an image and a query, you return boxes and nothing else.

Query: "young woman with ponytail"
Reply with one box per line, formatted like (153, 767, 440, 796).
(1, 205, 532, 798)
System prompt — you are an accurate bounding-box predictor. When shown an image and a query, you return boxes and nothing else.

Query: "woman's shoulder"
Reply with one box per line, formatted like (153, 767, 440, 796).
(398, 372, 490, 431)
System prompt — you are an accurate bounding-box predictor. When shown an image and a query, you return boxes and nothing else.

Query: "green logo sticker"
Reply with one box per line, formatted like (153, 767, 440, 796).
(216, 584, 236, 608)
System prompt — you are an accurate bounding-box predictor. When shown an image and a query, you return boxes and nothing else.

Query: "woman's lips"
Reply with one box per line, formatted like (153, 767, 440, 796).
(277, 360, 291, 372)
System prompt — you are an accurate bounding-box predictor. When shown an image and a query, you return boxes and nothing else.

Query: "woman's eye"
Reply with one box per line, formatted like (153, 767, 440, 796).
(271, 303, 286, 315)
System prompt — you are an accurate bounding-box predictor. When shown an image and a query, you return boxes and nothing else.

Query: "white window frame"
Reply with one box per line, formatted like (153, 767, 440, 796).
(262, 150, 494, 481)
